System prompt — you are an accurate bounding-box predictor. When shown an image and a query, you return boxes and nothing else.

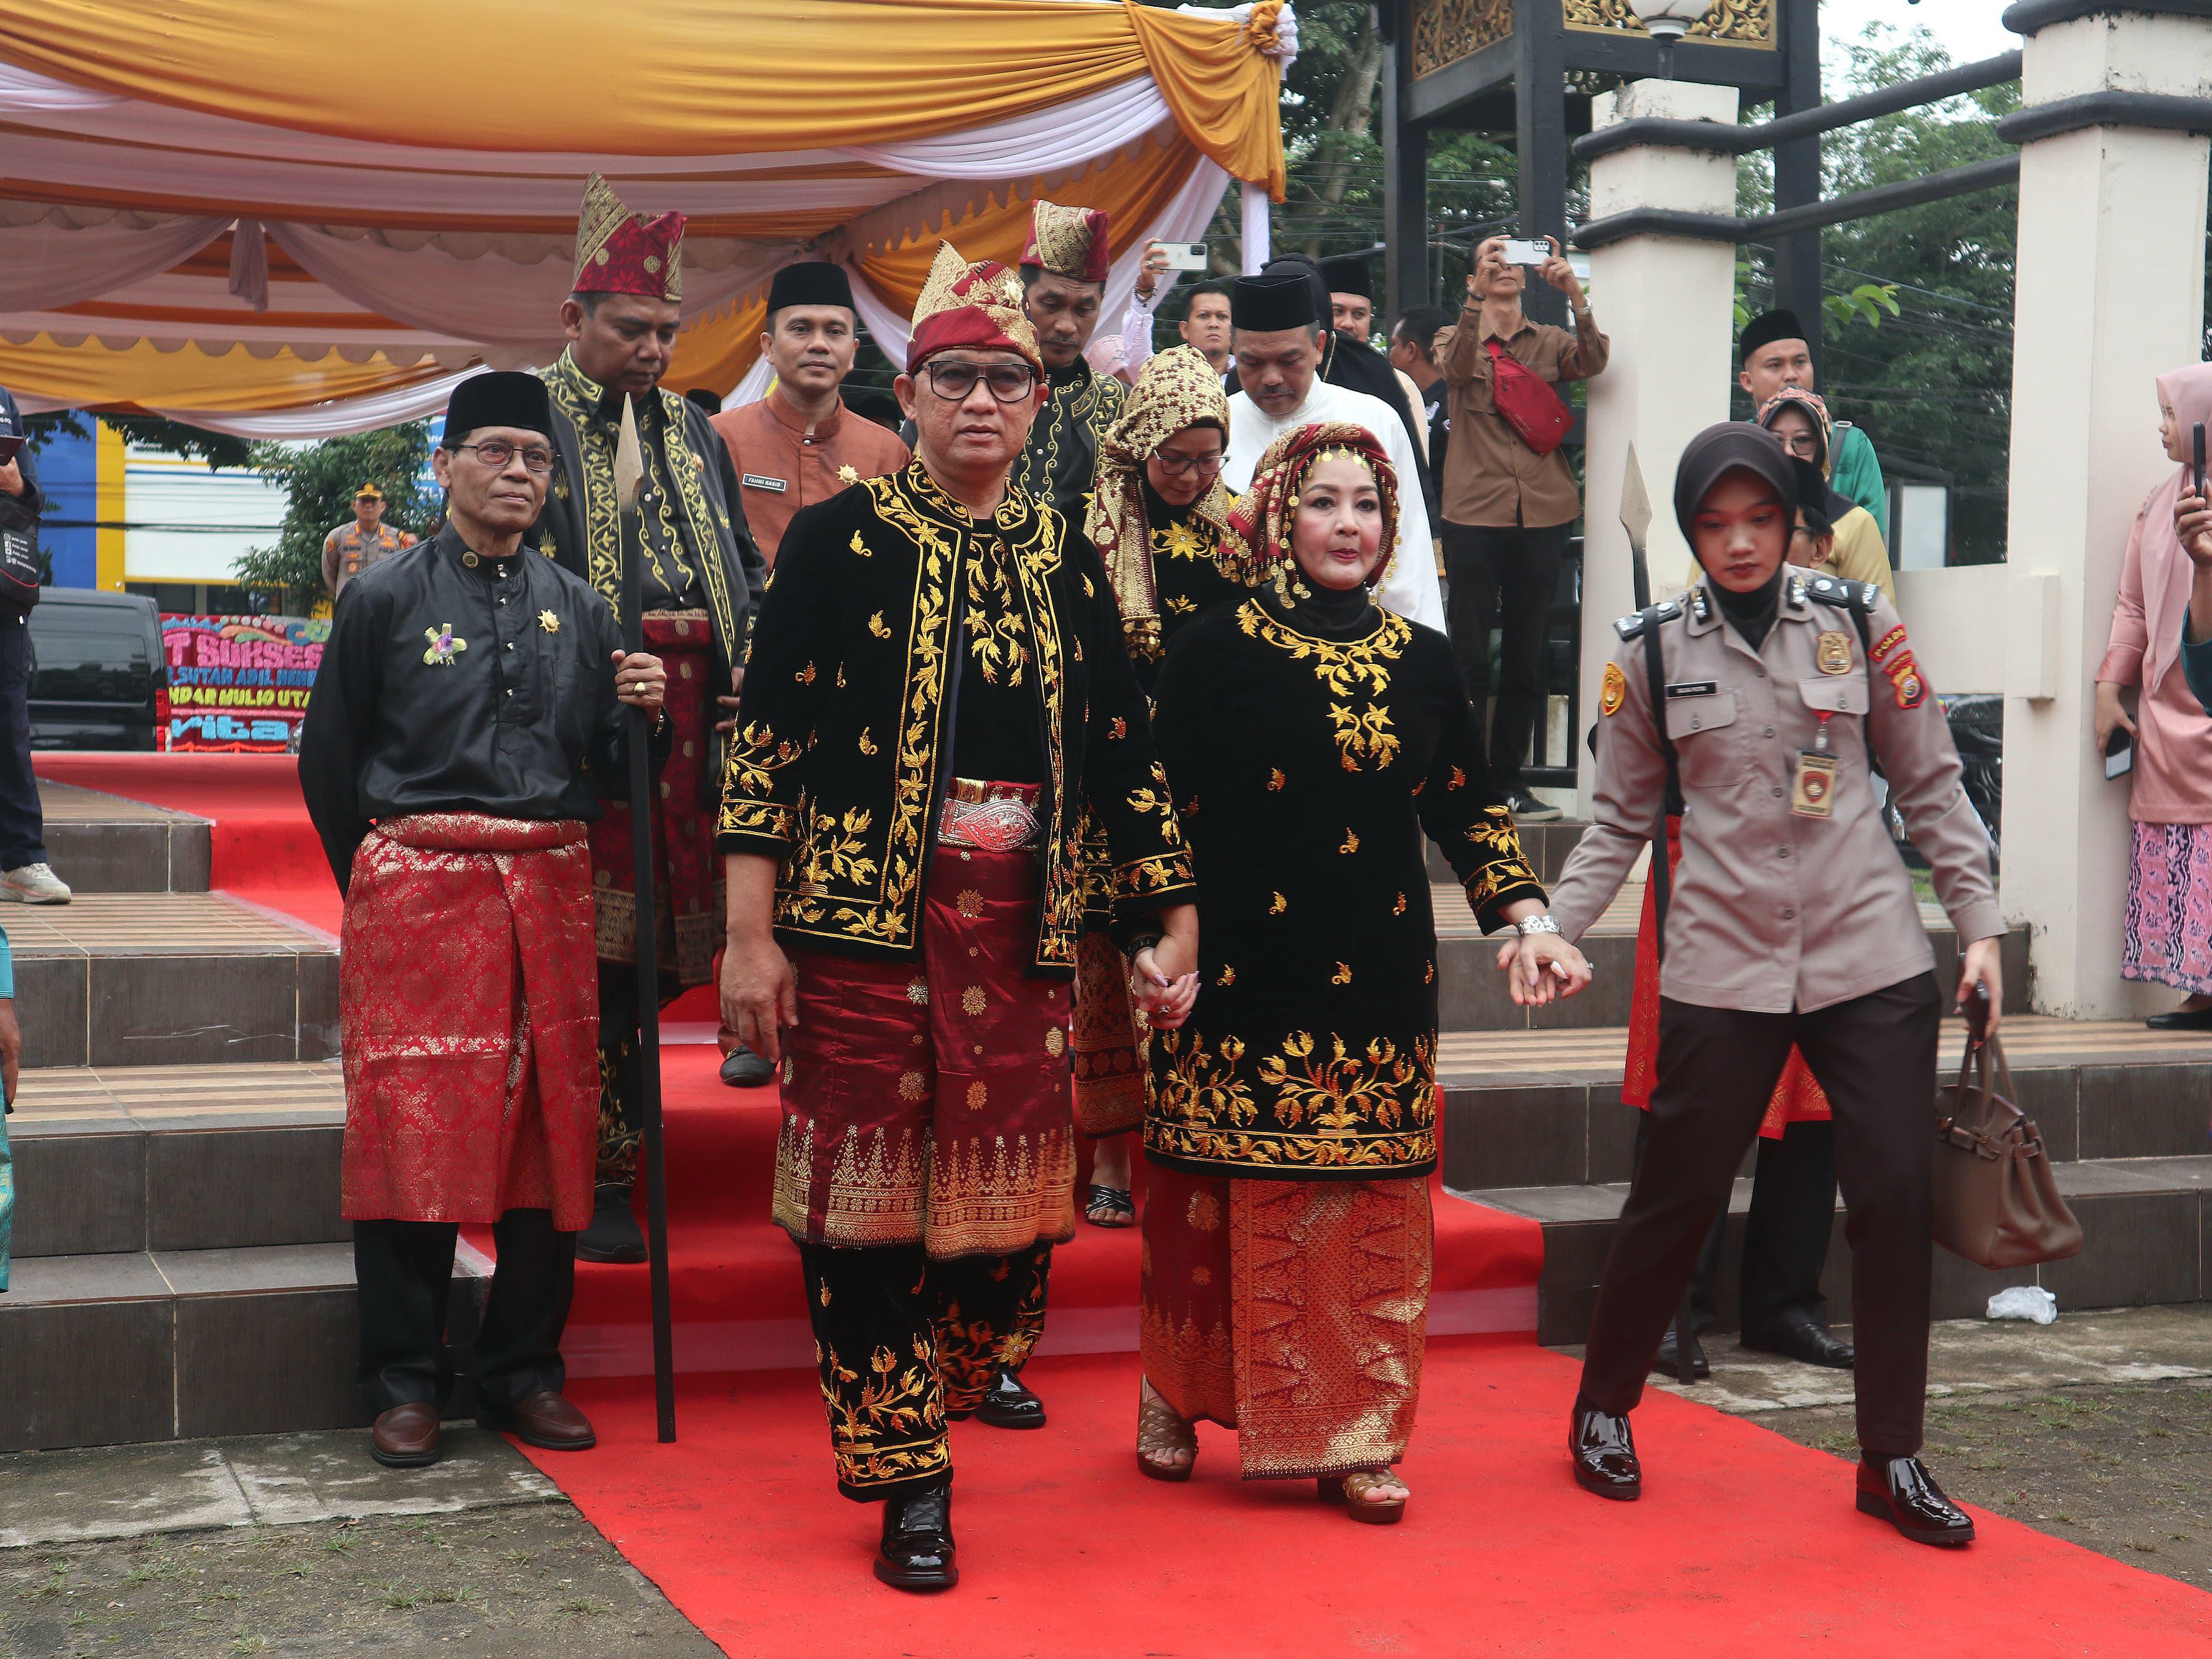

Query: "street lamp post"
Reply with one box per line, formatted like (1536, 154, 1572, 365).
(1627, 0, 1705, 79)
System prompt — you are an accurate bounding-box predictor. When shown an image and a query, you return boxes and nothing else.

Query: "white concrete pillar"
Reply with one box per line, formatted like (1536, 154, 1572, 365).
(1576, 80, 1741, 815)
(1999, 11, 2212, 1019)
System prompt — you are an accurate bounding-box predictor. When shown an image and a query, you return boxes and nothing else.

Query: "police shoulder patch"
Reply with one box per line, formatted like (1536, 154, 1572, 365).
(1600, 660, 1628, 716)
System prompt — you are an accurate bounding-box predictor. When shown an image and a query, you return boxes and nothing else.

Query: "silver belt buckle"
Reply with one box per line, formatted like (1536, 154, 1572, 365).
(944, 796, 1039, 852)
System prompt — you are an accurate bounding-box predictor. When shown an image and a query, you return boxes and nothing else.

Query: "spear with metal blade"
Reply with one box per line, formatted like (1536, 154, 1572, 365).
(614, 395, 676, 1442)
(1620, 442, 1697, 1389)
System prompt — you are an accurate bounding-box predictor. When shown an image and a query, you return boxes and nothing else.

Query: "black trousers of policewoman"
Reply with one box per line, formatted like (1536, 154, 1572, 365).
(1579, 973, 1941, 1457)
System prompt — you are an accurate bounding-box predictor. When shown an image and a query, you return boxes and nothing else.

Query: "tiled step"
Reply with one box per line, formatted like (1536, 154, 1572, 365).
(35, 781, 210, 894)
(1463, 1154, 2212, 1349)
(0, 1243, 487, 1454)
(6, 1062, 346, 1257)
(12, 892, 336, 1069)
(1433, 878, 2031, 1031)
(1436, 1017, 2212, 1193)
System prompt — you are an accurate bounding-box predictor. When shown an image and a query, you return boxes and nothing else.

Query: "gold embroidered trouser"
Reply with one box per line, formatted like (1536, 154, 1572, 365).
(798, 1239, 1052, 1501)
(1141, 1165, 1432, 1480)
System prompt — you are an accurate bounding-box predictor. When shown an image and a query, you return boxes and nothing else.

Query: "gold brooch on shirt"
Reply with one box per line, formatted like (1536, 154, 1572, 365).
(838, 463, 859, 484)
(1815, 630, 1853, 675)
(422, 625, 466, 667)
(539, 610, 560, 635)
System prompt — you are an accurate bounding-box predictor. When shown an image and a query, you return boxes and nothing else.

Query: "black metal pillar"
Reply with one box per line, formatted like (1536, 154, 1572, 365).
(1382, 16, 1429, 321)
(1515, 0, 1569, 327)
(1772, 0, 1824, 380)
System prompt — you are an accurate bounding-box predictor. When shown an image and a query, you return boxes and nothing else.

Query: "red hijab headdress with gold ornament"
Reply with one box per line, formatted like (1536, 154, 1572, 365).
(1227, 420, 1401, 588)
(572, 173, 684, 303)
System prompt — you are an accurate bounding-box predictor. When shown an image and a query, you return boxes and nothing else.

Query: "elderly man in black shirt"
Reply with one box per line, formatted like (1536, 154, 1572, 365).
(301, 372, 668, 1472)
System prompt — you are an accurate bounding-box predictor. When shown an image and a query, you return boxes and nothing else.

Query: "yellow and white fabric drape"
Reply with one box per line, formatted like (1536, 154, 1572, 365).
(0, 1, 1289, 433)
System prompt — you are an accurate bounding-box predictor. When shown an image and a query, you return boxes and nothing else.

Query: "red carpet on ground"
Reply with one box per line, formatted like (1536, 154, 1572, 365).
(35, 751, 340, 933)
(521, 1338, 2212, 1658)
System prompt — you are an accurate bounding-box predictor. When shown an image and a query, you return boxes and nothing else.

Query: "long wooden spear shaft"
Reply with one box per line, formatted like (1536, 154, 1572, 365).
(1620, 443, 1696, 1389)
(614, 395, 677, 1442)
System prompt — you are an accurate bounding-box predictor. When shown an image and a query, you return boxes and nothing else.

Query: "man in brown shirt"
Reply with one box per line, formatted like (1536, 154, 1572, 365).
(1436, 235, 1609, 821)
(322, 484, 417, 602)
(711, 262, 910, 567)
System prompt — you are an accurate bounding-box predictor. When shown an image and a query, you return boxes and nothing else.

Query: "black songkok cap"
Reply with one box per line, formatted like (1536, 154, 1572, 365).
(1738, 308, 1808, 364)
(766, 260, 856, 315)
(1673, 422, 1798, 544)
(444, 371, 553, 443)
(1318, 255, 1371, 300)
(1231, 273, 1319, 333)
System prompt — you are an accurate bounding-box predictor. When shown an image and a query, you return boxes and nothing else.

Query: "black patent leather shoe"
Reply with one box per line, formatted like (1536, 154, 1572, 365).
(574, 1181, 647, 1265)
(874, 1479, 957, 1590)
(1741, 1310, 1856, 1370)
(1570, 1399, 1641, 1500)
(2146, 1004, 2212, 1031)
(1856, 1455, 1975, 1547)
(719, 1043, 777, 1087)
(1652, 1323, 1709, 1381)
(960, 1369, 1046, 1429)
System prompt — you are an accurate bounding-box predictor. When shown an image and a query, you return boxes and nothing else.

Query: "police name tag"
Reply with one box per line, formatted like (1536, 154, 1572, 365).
(1792, 750, 1838, 818)
(741, 473, 788, 493)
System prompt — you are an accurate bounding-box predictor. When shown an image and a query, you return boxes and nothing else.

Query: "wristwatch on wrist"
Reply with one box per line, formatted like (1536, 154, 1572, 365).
(1518, 914, 1562, 937)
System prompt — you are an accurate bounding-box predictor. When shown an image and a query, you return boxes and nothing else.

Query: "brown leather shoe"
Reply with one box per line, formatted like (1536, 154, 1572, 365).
(479, 1390, 597, 1451)
(370, 1402, 442, 1468)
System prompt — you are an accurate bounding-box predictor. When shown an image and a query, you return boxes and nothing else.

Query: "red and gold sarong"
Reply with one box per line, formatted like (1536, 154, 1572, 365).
(339, 813, 599, 1231)
(1141, 1162, 1432, 1478)
(774, 832, 1078, 1259)
(1071, 927, 1148, 1136)
(588, 610, 723, 985)
(1624, 815, 1829, 1137)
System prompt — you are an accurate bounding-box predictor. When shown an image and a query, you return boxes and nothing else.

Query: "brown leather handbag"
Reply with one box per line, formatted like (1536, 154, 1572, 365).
(1931, 1008, 2084, 1269)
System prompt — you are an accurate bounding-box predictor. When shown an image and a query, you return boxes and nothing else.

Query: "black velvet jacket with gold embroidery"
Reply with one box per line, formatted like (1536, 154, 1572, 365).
(534, 350, 765, 674)
(1010, 357, 1125, 522)
(717, 460, 1196, 973)
(1141, 588, 1543, 1180)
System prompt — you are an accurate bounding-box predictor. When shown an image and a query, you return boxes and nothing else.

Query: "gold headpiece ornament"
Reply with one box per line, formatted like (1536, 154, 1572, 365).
(906, 240, 1041, 375)
(572, 173, 686, 303)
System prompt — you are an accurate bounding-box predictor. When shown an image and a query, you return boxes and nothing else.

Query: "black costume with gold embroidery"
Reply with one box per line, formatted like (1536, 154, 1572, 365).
(1144, 584, 1542, 1179)
(716, 460, 1194, 970)
(1009, 357, 1125, 522)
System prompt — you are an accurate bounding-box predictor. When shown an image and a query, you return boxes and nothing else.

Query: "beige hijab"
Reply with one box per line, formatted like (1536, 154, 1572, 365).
(1085, 345, 1236, 653)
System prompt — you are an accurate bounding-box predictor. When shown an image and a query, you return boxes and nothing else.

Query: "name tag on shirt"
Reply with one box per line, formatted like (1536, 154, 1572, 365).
(741, 474, 788, 493)
(1664, 681, 1718, 700)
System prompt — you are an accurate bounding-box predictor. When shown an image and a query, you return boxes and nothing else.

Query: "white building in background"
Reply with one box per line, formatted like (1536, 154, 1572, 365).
(120, 444, 288, 610)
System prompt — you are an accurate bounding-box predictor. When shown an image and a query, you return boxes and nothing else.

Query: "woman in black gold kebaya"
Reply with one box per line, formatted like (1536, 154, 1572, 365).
(1132, 420, 1590, 1521)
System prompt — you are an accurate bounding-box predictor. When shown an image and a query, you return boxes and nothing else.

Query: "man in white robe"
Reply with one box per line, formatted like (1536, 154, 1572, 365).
(1221, 274, 1444, 634)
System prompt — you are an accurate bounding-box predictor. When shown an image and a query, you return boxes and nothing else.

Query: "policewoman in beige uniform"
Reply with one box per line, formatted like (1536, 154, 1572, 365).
(1526, 423, 2005, 1546)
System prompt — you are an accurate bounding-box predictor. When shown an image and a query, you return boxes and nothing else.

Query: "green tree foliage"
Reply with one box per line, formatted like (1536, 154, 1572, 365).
(21, 410, 255, 470)
(232, 423, 436, 607)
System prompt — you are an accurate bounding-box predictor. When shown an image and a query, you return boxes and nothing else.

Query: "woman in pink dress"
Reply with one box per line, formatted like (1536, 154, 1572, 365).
(2094, 362, 2212, 1029)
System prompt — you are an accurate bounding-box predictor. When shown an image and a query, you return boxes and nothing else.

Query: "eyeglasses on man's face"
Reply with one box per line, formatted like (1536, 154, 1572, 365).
(924, 360, 1038, 403)
(1153, 450, 1226, 478)
(453, 440, 555, 473)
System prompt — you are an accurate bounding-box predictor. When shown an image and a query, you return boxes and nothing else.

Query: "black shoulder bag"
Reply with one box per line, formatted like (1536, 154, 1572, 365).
(0, 490, 42, 614)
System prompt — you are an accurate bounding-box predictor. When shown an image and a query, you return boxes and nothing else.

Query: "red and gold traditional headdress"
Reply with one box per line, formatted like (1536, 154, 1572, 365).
(907, 240, 1042, 375)
(1019, 199, 1111, 285)
(1227, 420, 1401, 587)
(572, 173, 685, 303)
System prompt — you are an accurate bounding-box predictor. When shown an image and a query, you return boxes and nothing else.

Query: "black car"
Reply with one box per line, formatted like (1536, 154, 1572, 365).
(27, 588, 164, 750)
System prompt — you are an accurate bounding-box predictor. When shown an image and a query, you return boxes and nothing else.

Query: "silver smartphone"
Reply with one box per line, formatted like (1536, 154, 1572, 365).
(1500, 237, 1553, 266)
(1157, 242, 1209, 272)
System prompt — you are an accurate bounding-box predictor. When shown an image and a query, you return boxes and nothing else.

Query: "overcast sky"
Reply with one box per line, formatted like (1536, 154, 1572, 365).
(1817, 0, 2018, 78)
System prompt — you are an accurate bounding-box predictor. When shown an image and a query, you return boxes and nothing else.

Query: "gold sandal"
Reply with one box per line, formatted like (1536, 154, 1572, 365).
(1317, 1468, 1407, 1524)
(1137, 1385, 1197, 1483)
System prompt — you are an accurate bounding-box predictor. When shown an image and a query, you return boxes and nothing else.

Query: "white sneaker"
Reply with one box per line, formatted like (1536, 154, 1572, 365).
(1, 862, 72, 904)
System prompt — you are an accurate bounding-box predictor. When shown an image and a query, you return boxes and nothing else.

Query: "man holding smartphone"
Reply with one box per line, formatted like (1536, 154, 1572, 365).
(0, 392, 68, 907)
(1435, 234, 1609, 823)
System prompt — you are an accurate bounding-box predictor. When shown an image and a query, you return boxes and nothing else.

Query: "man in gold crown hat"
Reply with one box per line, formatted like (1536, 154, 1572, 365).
(717, 239, 1198, 1590)
(1010, 199, 1125, 521)
(534, 174, 765, 1265)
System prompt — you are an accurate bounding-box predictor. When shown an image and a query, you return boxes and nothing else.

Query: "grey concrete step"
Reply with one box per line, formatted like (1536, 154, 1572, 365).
(12, 892, 336, 1069)
(0, 1242, 487, 1453)
(1436, 1017, 2212, 1192)
(36, 781, 211, 894)
(1462, 1153, 2212, 1350)
(7, 1062, 346, 1258)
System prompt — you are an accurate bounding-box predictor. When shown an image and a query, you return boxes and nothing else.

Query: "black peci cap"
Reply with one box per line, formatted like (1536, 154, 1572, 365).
(1738, 308, 1808, 364)
(765, 260, 856, 316)
(1317, 255, 1371, 300)
(443, 371, 554, 443)
(1230, 273, 1320, 333)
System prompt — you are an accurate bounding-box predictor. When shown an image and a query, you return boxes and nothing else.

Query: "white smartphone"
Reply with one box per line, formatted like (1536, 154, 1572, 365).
(1157, 242, 1209, 272)
(1500, 237, 1553, 266)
